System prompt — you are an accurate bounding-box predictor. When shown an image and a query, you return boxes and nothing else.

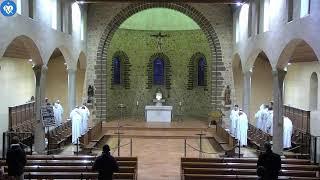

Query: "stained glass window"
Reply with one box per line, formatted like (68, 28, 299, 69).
(113, 57, 121, 84)
(198, 58, 206, 86)
(153, 58, 164, 85)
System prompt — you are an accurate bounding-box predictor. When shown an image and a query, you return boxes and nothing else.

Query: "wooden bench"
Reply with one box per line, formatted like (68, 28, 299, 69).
(181, 157, 312, 165)
(79, 121, 104, 154)
(208, 124, 237, 157)
(184, 174, 320, 180)
(3, 172, 135, 180)
(181, 162, 320, 171)
(2, 155, 138, 180)
(47, 120, 72, 153)
(183, 168, 317, 177)
(181, 157, 320, 180)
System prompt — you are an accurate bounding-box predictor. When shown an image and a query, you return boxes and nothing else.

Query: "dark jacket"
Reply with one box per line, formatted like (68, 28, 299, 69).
(257, 150, 281, 180)
(6, 144, 27, 176)
(92, 152, 119, 180)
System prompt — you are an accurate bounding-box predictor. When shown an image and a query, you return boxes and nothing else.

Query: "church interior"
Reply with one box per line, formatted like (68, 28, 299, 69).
(1, 0, 320, 179)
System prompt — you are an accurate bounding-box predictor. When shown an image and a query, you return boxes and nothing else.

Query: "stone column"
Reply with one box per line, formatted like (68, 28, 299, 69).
(68, 68, 77, 114)
(32, 65, 47, 154)
(272, 69, 287, 154)
(242, 71, 252, 116)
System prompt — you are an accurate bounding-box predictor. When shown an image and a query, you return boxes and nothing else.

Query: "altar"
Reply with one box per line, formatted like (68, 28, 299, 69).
(145, 105, 173, 122)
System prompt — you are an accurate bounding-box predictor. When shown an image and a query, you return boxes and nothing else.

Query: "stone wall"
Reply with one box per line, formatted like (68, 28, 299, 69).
(106, 29, 211, 118)
(86, 3, 234, 121)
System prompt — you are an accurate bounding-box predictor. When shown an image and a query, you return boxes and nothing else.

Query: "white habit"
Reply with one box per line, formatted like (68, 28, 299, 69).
(283, 116, 293, 148)
(238, 112, 248, 146)
(255, 104, 265, 129)
(265, 110, 273, 135)
(70, 108, 82, 144)
(260, 107, 269, 133)
(79, 106, 90, 135)
(229, 109, 239, 136)
(53, 103, 63, 127)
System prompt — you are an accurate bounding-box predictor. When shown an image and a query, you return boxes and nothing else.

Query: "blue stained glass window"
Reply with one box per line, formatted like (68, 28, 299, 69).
(113, 57, 121, 84)
(153, 58, 164, 85)
(198, 58, 206, 86)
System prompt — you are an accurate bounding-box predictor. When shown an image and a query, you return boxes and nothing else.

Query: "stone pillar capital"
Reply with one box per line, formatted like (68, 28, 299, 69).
(67, 68, 77, 74)
(41, 65, 48, 73)
(243, 71, 253, 77)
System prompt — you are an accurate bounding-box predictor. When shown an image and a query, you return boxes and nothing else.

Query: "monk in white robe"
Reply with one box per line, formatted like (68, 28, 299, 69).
(265, 108, 273, 135)
(53, 100, 63, 127)
(259, 105, 268, 132)
(79, 105, 90, 135)
(229, 105, 239, 136)
(255, 104, 265, 129)
(283, 116, 293, 148)
(238, 110, 248, 146)
(70, 107, 82, 144)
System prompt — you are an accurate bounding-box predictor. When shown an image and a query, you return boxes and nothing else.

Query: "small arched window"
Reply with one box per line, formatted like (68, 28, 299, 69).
(153, 58, 164, 85)
(113, 57, 121, 84)
(198, 58, 206, 86)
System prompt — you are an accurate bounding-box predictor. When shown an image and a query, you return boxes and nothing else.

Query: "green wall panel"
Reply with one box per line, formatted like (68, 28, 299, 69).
(119, 8, 200, 31)
(106, 29, 211, 119)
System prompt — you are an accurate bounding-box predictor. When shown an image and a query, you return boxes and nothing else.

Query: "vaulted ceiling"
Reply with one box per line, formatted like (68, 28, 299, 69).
(290, 42, 318, 63)
(76, 0, 244, 3)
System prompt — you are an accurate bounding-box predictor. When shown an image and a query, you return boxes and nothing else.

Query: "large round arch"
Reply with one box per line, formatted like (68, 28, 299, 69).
(277, 39, 319, 69)
(250, 51, 273, 123)
(0, 35, 42, 140)
(76, 51, 87, 106)
(231, 53, 243, 107)
(46, 48, 68, 119)
(95, 3, 225, 120)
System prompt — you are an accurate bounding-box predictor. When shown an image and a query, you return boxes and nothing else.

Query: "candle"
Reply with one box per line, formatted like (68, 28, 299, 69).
(179, 102, 182, 106)
(136, 101, 139, 106)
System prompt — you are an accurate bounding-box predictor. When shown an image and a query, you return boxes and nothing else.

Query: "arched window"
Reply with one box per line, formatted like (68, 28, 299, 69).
(113, 57, 121, 84)
(187, 53, 208, 90)
(198, 58, 206, 86)
(17, 0, 22, 15)
(300, 0, 310, 18)
(153, 58, 164, 85)
(310, 72, 318, 110)
(111, 51, 131, 89)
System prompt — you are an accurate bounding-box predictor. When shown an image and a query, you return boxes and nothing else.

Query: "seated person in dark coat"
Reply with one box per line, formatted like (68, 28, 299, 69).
(92, 144, 119, 180)
(6, 136, 27, 180)
(257, 142, 281, 180)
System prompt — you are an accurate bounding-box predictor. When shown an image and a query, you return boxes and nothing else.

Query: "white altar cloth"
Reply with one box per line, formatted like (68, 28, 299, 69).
(145, 106, 173, 122)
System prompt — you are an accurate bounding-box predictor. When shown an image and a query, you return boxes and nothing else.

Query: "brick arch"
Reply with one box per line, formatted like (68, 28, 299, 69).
(146, 52, 171, 90)
(95, 3, 225, 120)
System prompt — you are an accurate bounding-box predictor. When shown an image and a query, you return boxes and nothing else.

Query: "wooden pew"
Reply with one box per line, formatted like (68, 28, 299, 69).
(47, 120, 72, 153)
(2, 155, 138, 180)
(181, 157, 312, 165)
(19, 172, 135, 180)
(181, 162, 320, 171)
(184, 174, 320, 180)
(181, 157, 320, 180)
(79, 121, 104, 154)
(209, 124, 237, 157)
(183, 168, 317, 177)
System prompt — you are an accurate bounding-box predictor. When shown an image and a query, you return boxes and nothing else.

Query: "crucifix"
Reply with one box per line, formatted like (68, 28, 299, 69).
(150, 32, 170, 51)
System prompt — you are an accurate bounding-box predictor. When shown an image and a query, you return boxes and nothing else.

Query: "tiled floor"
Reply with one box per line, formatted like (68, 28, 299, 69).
(59, 119, 258, 179)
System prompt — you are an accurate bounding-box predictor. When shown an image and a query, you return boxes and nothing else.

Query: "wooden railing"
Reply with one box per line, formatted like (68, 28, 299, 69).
(79, 121, 103, 154)
(8, 101, 35, 132)
(214, 124, 237, 157)
(284, 105, 310, 133)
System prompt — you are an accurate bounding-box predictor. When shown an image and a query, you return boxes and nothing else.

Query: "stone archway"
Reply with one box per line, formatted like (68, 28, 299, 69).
(95, 3, 225, 120)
